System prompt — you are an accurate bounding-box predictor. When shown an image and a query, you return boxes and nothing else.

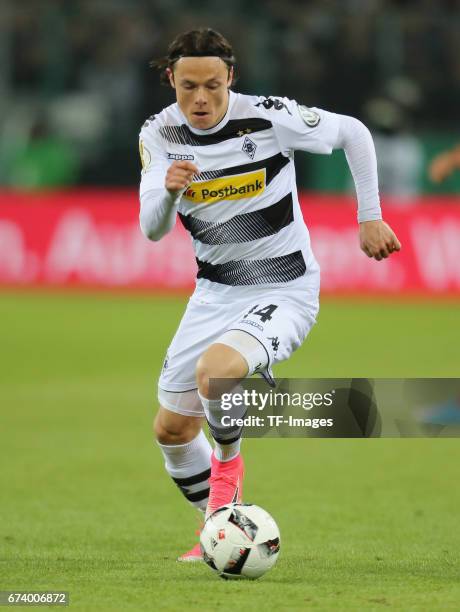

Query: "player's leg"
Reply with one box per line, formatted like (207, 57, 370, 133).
(196, 285, 320, 517)
(155, 295, 239, 560)
(154, 397, 212, 562)
(196, 342, 248, 461)
(196, 331, 269, 516)
(155, 296, 216, 521)
(154, 404, 210, 513)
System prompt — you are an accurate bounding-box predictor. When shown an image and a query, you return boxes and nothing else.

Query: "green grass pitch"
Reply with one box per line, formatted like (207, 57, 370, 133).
(1, 292, 459, 610)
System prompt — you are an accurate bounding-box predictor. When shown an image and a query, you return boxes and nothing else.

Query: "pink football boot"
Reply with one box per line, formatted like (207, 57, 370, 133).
(206, 452, 244, 518)
(178, 453, 244, 561)
(178, 520, 203, 562)
(177, 541, 202, 562)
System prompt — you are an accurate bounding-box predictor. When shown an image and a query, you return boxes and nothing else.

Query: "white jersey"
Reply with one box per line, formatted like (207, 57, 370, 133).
(139, 91, 340, 294)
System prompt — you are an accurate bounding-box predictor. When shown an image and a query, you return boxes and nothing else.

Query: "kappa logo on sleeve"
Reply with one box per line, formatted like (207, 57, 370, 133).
(184, 169, 266, 205)
(167, 152, 195, 160)
(255, 97, 292, 115)
(297, 105, 321, 127)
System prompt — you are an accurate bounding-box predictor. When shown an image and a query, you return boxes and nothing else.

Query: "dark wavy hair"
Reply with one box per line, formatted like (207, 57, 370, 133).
(151, 28, 237, 85)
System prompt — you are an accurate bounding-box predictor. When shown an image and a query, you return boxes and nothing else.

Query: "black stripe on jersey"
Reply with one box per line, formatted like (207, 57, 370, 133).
(196, 152, 289, 183)
(159, 118, 272, 146)
(179, 192, 293, 245)
(196, 250, 306, 285)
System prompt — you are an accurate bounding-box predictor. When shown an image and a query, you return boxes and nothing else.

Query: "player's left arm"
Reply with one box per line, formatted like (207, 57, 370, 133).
(334, 114, 401, 260)
(268, 98, 401, 260)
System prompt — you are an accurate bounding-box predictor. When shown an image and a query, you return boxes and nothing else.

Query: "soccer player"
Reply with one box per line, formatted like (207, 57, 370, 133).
(139, 28, 401, 561)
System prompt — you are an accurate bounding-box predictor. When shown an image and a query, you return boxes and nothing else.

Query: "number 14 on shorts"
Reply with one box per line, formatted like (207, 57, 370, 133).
(244, 304, 279, 324)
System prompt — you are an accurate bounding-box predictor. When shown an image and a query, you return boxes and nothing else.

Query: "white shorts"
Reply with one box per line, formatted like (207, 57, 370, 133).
(158, 275, 320, 417)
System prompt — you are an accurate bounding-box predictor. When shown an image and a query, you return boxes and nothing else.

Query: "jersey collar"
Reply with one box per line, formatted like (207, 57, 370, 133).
(181, 90, 236, 136)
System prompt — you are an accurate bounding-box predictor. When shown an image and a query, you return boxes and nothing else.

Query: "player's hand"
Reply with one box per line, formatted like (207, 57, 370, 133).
(165, 161, 199, 195)
(359, 220, 401, 261)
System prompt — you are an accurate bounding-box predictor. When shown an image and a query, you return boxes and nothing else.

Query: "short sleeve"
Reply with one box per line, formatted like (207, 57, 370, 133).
(261, 97, 340, 156)
(139, 121, 170, 197)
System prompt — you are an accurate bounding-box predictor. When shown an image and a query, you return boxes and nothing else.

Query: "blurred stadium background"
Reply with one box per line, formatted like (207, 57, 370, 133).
(1, 0, 459, 293)
(1, 0, 460, 192)
(1, 1, 459, 609)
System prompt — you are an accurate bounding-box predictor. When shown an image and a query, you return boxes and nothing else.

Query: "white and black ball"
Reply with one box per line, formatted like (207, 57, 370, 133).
(200, 503, 280, 579)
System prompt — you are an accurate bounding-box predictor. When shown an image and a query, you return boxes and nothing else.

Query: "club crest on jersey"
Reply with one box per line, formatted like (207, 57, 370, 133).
(242, 136, 257, 159)
(297, 105, 320, 127)
(184, 169, 265, 205)
(255, 97, 292, 115)
(167, 152, 195, 160)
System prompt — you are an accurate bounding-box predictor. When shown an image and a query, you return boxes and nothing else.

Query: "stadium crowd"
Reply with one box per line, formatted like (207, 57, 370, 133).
(1, 0, 459, 187)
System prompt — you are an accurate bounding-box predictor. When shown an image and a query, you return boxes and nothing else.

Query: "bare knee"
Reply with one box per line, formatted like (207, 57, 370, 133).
(196, 343, 248, 399)
(154, 407, 203, 444)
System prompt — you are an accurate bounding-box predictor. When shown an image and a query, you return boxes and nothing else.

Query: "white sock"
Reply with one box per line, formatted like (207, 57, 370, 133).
(198, 391, 243, 463)
(214, 438, 241, 462)
(157, 430, 212, 512)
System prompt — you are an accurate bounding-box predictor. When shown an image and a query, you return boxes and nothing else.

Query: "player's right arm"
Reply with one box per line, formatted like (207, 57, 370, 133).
(138, 123, 198, 241)
(165, 161, 199, 193)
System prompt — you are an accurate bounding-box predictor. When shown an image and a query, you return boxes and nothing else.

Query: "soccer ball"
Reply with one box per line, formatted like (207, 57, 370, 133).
(200, 503, 280, 579)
